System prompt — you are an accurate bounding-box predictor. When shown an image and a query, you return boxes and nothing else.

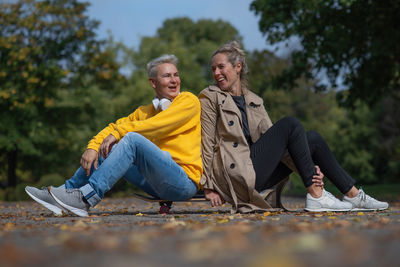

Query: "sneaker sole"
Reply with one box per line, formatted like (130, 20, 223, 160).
(305, 207, 352, 212)
(49, 189, 88, 217)
(351, 207, 389, 211)
(25, 188, 66, 216)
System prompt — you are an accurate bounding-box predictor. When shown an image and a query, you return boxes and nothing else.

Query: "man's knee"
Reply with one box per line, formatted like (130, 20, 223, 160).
(121, 132, 144, 144)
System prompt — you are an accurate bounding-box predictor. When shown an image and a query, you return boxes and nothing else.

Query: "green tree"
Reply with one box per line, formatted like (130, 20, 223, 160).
(250, 0, 400, 106)
(0, 0, 122, 188)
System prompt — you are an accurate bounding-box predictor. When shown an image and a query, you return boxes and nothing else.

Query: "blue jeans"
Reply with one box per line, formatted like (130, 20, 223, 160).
(65, 132, 198, 207)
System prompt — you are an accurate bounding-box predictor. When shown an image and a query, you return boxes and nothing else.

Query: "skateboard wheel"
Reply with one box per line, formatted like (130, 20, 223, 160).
(159, 204, 170, 214)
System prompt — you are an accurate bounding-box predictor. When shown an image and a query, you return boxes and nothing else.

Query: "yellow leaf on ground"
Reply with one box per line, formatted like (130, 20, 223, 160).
(162, 217, 186, 229)
(216, 218, 229, 224)
(357, 212, 365, 216)
(73, 220, 87, 228)
(59, 224, 69, 230)
(4, 222, 15, 231)
(379, 217, 390, 224)
(263, 211, 271, 217)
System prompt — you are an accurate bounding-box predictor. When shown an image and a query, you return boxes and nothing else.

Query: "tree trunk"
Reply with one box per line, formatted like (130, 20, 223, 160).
(7, 149, 17, 187)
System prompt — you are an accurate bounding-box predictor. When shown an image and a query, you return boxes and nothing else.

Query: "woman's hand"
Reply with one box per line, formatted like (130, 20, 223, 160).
(312, 165, 324, 187)
(204, 189, 225, 207)
(99, 134, 117, 159)
(80, 149, 98, 176)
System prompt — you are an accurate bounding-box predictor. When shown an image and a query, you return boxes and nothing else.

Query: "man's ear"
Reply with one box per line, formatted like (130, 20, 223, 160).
(149, 78, 156, 89)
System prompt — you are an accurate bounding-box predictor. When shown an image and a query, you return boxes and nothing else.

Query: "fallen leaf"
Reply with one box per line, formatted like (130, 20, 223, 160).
(334, 220, 352, 227)
(88, 219, 102, 224)
(3, 222, 15, 231)
(216, 218, 229, 224)
(59, 224, 69, 230)
(378, 217, 390, 224)
(73, 220, 87, 228)
(162, 217, 186, 229)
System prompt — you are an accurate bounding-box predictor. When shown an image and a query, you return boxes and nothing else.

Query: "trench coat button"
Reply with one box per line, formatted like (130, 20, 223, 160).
(228, 120, 234, 126)
(230, 163, 235, 169)
(233, 142, 238, 147)
(222, 100, 225, 104)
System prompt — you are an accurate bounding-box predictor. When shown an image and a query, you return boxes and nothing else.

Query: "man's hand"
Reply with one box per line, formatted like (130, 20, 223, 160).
(204, 189, 225, 207)
(312, 165, 324, 187)
(99, 134, 117, 159)
(80, 149, 98, 176)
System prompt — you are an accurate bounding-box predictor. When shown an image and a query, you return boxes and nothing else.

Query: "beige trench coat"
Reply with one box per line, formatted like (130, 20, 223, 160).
(199, 85, 297, 213)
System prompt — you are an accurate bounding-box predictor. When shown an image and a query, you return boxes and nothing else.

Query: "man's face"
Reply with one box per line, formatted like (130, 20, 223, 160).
(149, 63, 181, 100)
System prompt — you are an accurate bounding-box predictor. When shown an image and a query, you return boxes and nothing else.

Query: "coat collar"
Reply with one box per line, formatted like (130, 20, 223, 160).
(208, 85, 263, 107)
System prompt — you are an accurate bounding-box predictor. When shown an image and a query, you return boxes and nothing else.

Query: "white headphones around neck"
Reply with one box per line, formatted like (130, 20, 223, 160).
(152, 98, 171, 111)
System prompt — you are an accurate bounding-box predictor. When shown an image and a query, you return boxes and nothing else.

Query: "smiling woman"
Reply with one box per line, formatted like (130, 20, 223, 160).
(199, 41, 389, 213)
(211, 53, 242, 96)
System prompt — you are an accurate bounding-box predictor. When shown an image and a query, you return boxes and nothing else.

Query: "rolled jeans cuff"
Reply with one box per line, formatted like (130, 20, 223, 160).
(80, 184, 101, 207)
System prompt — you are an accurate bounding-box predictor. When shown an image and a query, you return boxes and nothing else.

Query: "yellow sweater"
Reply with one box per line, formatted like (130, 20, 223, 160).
(87, 92, 203, 187)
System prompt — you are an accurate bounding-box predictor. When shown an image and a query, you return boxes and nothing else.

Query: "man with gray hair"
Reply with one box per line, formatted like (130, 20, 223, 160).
(25, 55, 203, 217)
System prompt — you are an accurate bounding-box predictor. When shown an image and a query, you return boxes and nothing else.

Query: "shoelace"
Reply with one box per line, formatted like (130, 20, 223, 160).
(324, 190, 336, 199)
(359, 189, 376, 203)
(359, 189, 367, 202)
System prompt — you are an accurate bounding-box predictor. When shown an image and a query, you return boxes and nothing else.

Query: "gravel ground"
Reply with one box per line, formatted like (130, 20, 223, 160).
(1, 196, 399, 267)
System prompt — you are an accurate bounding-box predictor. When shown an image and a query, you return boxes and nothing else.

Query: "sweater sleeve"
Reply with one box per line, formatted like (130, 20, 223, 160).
(198, 90, 217, 190)
(110, 92, 200, 141)
(86, 109, 140, 152)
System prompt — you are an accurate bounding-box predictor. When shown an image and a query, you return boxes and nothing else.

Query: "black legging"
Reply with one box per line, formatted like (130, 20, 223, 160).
(251, 116, 355, 194)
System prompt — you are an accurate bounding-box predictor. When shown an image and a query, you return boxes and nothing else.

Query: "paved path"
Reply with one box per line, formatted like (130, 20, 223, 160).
(1, 196, 399, 267)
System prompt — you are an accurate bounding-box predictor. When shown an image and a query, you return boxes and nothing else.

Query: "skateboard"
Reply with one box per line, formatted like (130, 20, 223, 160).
(133, 192, 207, 214)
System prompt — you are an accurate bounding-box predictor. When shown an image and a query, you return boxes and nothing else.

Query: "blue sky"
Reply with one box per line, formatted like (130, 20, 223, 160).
(86, 0, 276, 53)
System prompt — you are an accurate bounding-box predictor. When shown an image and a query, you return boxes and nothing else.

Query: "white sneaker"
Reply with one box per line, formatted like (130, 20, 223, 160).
(305, 189, 352, 212)
(343, 188, 389, 211)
